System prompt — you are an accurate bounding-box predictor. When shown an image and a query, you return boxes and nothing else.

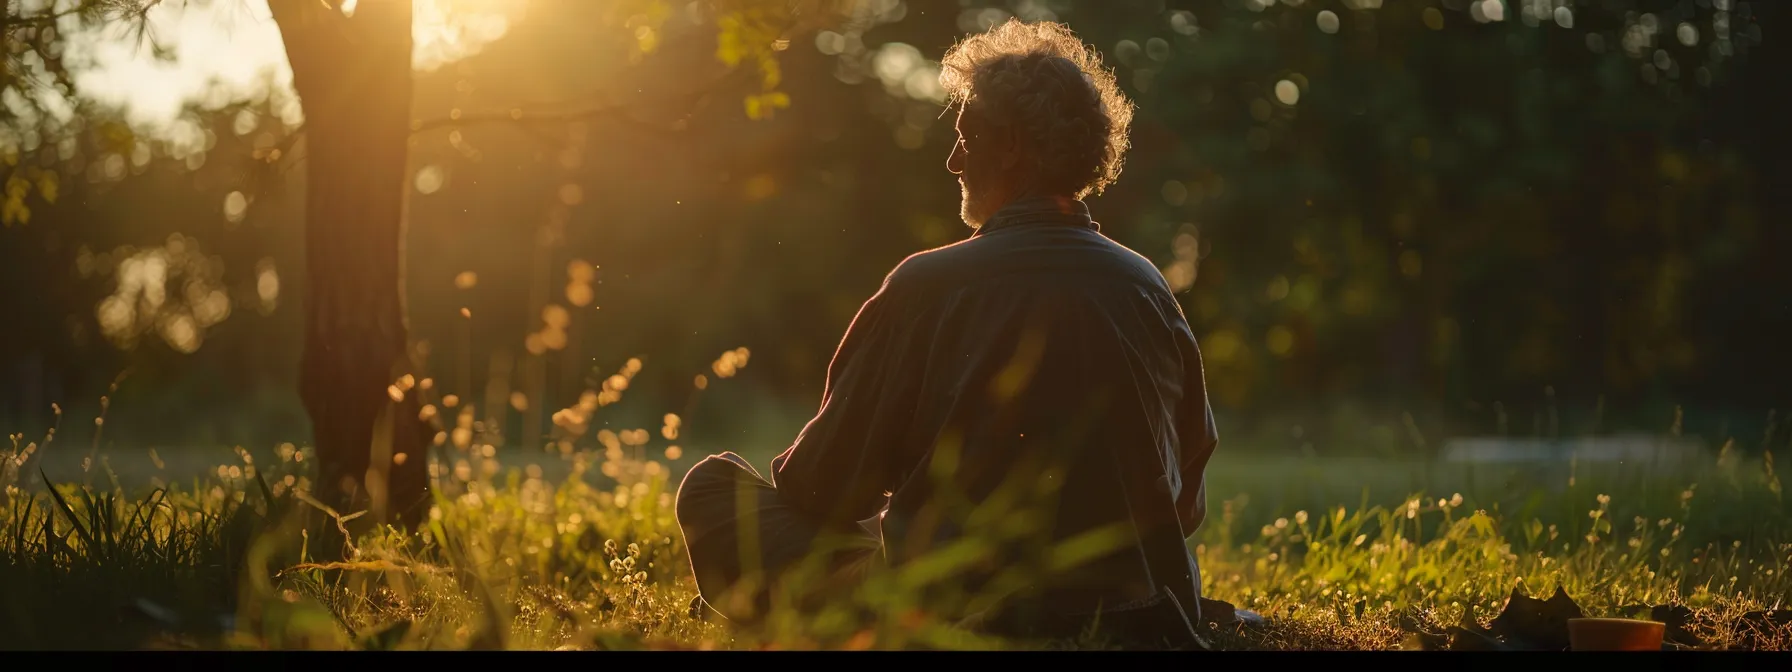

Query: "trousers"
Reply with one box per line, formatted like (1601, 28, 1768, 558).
(672, 451, 1210, 649)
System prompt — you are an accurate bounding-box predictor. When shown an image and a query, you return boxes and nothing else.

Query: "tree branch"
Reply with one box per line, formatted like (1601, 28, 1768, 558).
(408, 100, 669, 137)
(264, 64, 745, 173)
(407, 64, 744, 137)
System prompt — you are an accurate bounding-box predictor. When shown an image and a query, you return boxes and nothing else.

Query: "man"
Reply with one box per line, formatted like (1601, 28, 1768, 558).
(675, 19, 1222, 648)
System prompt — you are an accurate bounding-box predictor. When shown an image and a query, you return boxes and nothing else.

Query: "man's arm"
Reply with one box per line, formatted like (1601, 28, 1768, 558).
(1174, 335, 1220, 535)
(769, 281, 923, 529)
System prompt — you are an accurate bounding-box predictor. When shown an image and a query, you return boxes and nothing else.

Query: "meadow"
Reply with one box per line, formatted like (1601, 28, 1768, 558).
(3, 361, 1789, 651)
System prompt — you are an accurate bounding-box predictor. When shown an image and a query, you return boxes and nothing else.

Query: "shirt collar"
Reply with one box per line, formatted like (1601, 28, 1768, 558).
(971, 195, 1100, 237)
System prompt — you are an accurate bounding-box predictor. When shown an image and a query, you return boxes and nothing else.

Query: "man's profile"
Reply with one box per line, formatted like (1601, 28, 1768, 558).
(674, 19, 1221, 648)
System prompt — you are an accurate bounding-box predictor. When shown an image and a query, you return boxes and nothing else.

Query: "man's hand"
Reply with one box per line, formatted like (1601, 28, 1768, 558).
(769, 450, 789, 478)
(1178, 477, 1208, 535)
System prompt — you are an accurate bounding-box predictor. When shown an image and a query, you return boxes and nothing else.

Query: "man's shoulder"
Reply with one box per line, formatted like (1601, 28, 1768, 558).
(1092, 232, 1180, 293)
(881, 237, 979, 290)
(882, 226, 1176, 297)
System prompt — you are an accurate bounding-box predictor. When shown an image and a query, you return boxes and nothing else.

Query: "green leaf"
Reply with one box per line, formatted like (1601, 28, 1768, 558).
(36, 169, 57, 204)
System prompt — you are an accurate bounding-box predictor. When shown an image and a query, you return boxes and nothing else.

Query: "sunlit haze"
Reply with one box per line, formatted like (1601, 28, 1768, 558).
(3, 0, 1789, 652)
(72, 0, 526, 132)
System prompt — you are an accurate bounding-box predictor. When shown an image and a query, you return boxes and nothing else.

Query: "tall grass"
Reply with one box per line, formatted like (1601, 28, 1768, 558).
(4, 441, 1790, 649)
(3, 356, 1789, 650)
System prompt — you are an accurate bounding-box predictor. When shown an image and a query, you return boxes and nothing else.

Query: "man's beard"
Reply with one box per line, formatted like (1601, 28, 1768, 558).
(959, 180, 988, 229)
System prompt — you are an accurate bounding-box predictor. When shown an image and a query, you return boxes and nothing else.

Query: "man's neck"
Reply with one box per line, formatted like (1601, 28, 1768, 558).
(973, 189, 1080, 225)
(971, 194, 1092, 237)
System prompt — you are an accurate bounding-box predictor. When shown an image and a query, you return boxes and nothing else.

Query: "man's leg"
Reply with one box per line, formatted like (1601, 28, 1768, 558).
(674, 452, 882, 625)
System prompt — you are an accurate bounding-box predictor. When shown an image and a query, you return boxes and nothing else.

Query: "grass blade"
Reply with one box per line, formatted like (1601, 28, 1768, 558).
(254, 470, 276, 511)
(39, 469, 96, 558)
(121, 487, 167, 548)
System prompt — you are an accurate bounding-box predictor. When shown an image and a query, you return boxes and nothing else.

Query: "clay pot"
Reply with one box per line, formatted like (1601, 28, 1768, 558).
(1567, 618, 1666, 651)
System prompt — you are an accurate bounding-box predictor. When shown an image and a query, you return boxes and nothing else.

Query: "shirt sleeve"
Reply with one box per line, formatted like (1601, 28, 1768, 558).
(1174, 323, 1220, 535)
(769, 280, 925, 529)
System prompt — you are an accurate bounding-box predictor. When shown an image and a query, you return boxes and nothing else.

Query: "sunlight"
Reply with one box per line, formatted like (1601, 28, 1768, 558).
(70, 0, 530, 132)
(413, 0, 527, 72)
(88, 234, 232, 354)
(6, 0, 1787, 653)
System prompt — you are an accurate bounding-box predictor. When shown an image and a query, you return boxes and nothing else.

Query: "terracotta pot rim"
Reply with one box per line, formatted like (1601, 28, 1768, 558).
(1568, 618, 1666, 626)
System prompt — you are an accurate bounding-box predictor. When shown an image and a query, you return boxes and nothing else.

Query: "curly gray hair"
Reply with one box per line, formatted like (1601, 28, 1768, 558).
(939, 19, 1134, 199)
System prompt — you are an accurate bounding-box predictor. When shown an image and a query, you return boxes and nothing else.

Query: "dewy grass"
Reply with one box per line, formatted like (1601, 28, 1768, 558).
(3, 440, 1790, 650)
(2, 359, 1789, 650)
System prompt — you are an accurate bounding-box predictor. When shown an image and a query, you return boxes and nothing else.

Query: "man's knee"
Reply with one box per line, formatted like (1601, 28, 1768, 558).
(679, 452, 752, 491)
(674, 453, 755, 526)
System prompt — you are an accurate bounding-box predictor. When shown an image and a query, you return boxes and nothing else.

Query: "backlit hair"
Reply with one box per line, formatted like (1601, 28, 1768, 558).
(939, 19, 1134, 199)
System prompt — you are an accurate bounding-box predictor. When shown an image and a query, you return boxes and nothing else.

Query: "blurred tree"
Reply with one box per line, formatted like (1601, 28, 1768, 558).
(4, 0, 1786, 471)
(2, 0, 854, 531)
(1, 0, 164, 226)
(260, 0, 853, 534)
(264, 0, 430, 532)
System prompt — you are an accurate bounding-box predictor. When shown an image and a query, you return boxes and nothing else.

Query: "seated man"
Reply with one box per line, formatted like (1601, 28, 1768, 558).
(675, 19, 1221, 648)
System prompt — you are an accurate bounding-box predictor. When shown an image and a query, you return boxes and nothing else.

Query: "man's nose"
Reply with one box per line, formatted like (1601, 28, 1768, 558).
(947, 139, 965, 175)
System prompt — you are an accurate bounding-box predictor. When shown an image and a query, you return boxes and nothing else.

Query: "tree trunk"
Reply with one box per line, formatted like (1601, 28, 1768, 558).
(271, 0, 430, 536)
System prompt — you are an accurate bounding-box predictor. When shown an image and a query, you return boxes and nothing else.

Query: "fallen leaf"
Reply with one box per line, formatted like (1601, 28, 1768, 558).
(1650, 604, 1701, 647)
(1406, 631, 1450, 651)
(1488, 585, 1582, 650)
(1396, 607, 1443, 635)
(1736, 610, 1792, 648)
(1448, 625, 1511, 651)
(1738, 610, 1792, 628)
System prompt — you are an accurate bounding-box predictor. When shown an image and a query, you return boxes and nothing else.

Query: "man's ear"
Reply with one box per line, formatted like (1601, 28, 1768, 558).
(995, 122, 1022, 170)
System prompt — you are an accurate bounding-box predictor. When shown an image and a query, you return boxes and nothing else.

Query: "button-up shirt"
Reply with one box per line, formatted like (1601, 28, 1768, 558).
(769, 195, 1219, 616)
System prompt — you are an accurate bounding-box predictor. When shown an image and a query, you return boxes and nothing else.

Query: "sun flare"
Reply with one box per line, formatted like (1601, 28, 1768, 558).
(66, 0, 529, 131)
(411, 0, 530, 72)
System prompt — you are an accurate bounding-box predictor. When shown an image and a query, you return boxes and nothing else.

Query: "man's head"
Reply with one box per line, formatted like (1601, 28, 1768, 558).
(940, 19, 1134, 228)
